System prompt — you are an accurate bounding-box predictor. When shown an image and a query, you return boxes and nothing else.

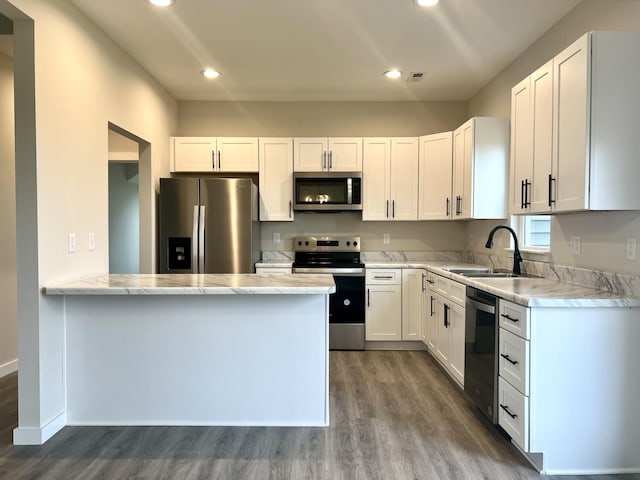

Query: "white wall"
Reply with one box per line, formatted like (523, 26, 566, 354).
(467, 0, 640, 274)
(108, 163, 139, 274)
(0, 50, 17, 377)
(1, 0, 177, 443)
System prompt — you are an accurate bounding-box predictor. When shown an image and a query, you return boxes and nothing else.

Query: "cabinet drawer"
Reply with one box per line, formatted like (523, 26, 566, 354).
(499, 329, 530, 396)
(366, 269, 402, 284)
(434, 274, 451, 296)
(498, 377, 529, 451)
(255, 267, 292, 274)
(499, 299, 530, 339)
(448, 280, 466, 306)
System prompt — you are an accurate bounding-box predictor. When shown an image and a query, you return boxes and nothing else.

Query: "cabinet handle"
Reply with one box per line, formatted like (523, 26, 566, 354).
(367, 288, 370, 307)
(444, 304, 449, 327)
(427, 279, 434, 284)
(322, 151, 327, 170)
(374, 275, 393, 279)
(289, 200, 292, 218)
(500, 353, 519, 366)
(500, 403, 518, 419)
(392, 200, 395, 218)
(520, 180, 525, 209)
(386, 200, 389, 218)
(548, 174, 556, 207)
(456, 196, 462, 216)
(430, 295, 434, 316)
(500, 313, 520, 323)
(212, 151, 215, 169)
(445, 197, 450, 217)
(329, 151, 333, 170)
(525, 179, 531, 208)
(421, 273, 426, 292)
(218, 150, 221, 169)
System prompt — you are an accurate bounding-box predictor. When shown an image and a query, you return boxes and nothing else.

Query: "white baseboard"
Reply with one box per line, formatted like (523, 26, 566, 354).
(0, 359, 17, 378)
(13, 412, 67, 445)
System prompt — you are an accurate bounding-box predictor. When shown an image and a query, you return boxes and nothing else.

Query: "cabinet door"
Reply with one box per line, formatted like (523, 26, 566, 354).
(171, 137, 216, 172)
(217, 137, 259, 172)
(530, 61, 554, 213)
(448, 301, 465, 386)
(362, 138, 391, 221)
(426, 290, 437, 350)
(258, 138, 294, 221)
(328, 138, 362, 172)
(552, 34, 590, 211)
(510, 76, 533, 214)
(402, 269, 425, 341)
(452, 121, 473, 219)
(389, 137, 419, 221)
(419, 132, 453, 220)
(365, 284, 402, 341)
(294, 138, 328, 172)
(434, 294, 450, 364)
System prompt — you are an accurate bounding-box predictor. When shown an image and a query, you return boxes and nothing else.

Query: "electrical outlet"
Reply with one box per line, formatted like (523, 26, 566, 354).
(68, 233, 76, 253)
(383, 233, 390, 244)
(88, 232, 96, 251)
(272, 232, 281, 244)
(569, 235, 581, 255)
(626, 238, 637, 260)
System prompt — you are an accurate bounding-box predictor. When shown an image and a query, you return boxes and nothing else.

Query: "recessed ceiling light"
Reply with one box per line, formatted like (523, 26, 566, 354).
(202, 69, 221, 79)
(384, 69, 402, 79)
(148, 0, 174, 6)
(414, 0, 439, 6)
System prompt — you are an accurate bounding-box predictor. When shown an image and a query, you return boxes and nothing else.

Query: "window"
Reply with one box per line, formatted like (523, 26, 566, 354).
(512, 215, 551, 249)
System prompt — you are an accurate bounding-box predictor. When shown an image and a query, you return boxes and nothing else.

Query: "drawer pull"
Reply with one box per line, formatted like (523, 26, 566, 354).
(500, 353, 519, 366)
(427, 279, 434, 284)
(374, 275, 393, 279)
(500, 404, 518, 419)
(501, 313, 519, 323)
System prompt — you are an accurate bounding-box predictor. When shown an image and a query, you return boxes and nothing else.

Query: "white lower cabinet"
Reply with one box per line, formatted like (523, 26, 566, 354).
(365, 269, 402, 341)
(498, 376, 529, 450)
(402, 269, 426, 341)
(426, 272, 465, 388)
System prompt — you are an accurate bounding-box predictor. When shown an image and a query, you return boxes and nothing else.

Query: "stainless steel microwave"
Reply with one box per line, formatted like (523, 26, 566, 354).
(293, 172, 362, 211)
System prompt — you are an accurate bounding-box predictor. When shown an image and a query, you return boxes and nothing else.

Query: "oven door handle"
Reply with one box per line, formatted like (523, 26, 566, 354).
(293, 267, 365, 276)
(466, 296, 496, 314)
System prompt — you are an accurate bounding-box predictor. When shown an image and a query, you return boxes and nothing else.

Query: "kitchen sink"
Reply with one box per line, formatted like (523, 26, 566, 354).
(442, 267, 541, 279)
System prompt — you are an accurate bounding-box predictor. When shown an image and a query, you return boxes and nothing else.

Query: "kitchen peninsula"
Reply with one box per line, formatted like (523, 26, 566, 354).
(43, 273, 335, 429)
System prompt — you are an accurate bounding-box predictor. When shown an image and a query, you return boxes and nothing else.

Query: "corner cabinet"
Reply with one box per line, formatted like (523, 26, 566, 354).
(170, 137, 258, 173)
(418, 132, 453, 220)
(362, 138, 419, 221)
(510, 31, 640, 214)
(293, 137, 362, 172)
(258, 138, 294, 221)
(452, 118, 509, 220)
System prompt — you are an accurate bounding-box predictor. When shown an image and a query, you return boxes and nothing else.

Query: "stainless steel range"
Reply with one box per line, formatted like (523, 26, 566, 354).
(292, 236, 365, 350)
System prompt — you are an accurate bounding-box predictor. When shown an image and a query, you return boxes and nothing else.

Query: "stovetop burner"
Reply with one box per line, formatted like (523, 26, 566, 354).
(293, 236, 363, 269)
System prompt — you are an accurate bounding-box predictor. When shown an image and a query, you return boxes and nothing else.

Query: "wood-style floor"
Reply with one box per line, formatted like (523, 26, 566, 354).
(0, 351, 638, 479)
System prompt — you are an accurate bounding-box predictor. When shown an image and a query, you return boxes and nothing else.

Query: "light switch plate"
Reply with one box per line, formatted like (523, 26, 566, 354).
(569, 235, 581, 255)
(272, 232, 280, 244)
(383, 233, 390, 244)
(68, 233, 76, 253)
(626, 238, 637, 260)
(88, 232, 96, 251)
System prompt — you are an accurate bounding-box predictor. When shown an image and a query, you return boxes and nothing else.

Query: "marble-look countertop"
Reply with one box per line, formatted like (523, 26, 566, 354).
(364, 261, 640, 308)
(255, 261, 293, 268)
(44, 274, 336, 296)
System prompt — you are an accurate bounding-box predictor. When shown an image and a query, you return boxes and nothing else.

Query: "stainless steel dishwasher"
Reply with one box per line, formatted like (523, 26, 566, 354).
(464, 286, 499, 424)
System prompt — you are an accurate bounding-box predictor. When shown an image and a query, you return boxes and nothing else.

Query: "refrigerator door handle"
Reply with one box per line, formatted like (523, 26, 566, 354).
(199, 205, 206, 273)
(192, 205, 199, 273)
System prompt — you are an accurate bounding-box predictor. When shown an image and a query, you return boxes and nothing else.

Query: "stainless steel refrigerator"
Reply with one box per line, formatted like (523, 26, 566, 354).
(158, 177, 261, 274)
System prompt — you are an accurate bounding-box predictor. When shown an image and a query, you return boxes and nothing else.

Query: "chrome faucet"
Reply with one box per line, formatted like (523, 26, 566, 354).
(485, 225, 523, 275)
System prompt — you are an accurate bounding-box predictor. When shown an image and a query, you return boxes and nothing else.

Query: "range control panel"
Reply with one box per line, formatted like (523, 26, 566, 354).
(294, 236, 361, 253)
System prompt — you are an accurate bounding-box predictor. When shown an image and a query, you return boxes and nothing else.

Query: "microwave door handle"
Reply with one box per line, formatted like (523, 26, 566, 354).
(347, 178, 353, 204)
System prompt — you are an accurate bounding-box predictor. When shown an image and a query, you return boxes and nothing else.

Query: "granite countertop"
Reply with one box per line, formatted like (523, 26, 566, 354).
(44, 273, 336, 296)
(364, 261, 640, 308)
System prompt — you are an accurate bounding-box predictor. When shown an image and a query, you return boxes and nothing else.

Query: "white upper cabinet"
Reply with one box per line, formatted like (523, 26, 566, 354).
(452, 118, 509, 220)
(510, 31, 640, 213)
(419, 132, 453, 220)
(362, 137, 419, 221)
(293, 137, 362, 172)
(258, 138, 294, 222)
(509, 61, 554, 214)
(171, 137, 258, 173)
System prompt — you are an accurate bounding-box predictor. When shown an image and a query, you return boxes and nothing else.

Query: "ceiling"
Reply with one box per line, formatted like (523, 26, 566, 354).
(69, 0, 579, 102)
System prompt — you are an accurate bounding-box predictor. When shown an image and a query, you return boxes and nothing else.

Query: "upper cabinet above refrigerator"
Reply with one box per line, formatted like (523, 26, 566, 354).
(170, 137, 259, 173)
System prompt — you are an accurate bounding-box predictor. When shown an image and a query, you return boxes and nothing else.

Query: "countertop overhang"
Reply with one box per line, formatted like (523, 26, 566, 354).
(43, 273, 336, 296)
